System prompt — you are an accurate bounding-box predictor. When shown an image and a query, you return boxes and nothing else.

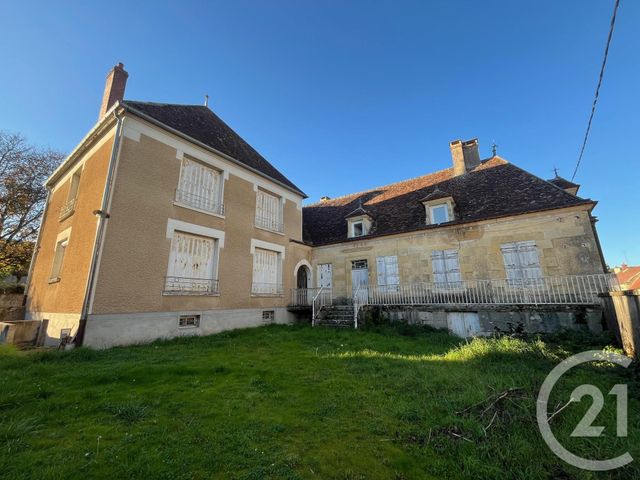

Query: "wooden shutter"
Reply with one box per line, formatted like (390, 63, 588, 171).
(431, 250, 447, 284)
(318, 264, 332, 288)
(377, 256, 399, 286)
(501, 241, 542, 284)
(253, 248, 279, 286)
(444, 249, 461, 283)
(168, 232, 215, 279)
(179, 158, 220, 210)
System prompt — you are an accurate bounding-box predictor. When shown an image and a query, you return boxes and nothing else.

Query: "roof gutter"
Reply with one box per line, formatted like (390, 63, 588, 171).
(120, 102, 307, 199)
(74, 110, 124, 346)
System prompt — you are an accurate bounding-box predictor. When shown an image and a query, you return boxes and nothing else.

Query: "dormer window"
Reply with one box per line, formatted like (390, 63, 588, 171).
(352, 221, 365, 237)
(429, 204, 449, 224)
(420, 188, 455, 226)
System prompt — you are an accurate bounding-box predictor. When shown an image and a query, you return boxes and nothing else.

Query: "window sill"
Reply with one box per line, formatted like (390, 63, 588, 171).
(173, 201, 225, 219)
(251, 293, 284, 297)
(178, 325, 201, 329)
(48, 277, 61, 284)
(162, 292, 220, 297)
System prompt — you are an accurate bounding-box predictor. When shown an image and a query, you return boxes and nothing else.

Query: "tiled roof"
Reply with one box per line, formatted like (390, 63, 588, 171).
(121, 100, 305, 196)
(616, 266, 640, 290)
(302, 157, 595, 246)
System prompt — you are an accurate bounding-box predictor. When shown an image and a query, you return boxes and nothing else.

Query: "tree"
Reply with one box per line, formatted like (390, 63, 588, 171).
(0, 131, 64, 277)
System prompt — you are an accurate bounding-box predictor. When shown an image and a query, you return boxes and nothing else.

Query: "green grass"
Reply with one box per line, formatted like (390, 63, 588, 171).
(0, 325, 638, 479)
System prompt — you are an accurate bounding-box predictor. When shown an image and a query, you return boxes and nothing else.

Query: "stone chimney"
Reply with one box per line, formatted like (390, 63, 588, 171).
(450, 138, 481, 176)
(98, 63, 128, 119)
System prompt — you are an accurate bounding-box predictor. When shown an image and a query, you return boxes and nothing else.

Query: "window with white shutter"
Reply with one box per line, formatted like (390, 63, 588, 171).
(376, 256, 400, 292)
(317, 263, 333, 289)
(431, 249, 461, 288)
(252, 248, 283, 295)
(164, 231, 219, 294)
(255, 189, 283, 233)
(175, 157, 224, 215)
(500, 241, 542, 286)
(49, 238, 69, 282)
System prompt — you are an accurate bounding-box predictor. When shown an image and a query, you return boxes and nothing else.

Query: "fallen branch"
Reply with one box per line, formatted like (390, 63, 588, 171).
(547, 398, 574, 424)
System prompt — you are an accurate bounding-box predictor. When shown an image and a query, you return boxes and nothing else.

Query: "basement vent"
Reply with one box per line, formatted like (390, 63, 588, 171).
(262, 310, 275, 321)
(178, 314, 200, 329)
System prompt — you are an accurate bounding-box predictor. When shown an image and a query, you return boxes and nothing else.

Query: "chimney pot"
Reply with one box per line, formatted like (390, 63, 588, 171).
(450, 138, 480, 176)
(99, 63, 128, 120)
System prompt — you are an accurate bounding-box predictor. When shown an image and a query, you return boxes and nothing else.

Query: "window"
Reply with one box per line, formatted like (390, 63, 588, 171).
(164, 231, 219, 295)
(252, 247, 283, 295)
(376, 256, 400, 292)
(60, 169, 81, 220)
(317, 263, 333, 289)
(352, 259, 368, 270)
(429, 204, 449, 224)
(352, 221, 364, 237)
(178, 314, 200, 328)
(262, 310, 275, 321)
(176, 157, 224, 216)
(501, 241, 543, 286)
(49, 238, 69, 282)
(255, 189, 283, 233)
(431, 249, 461, 287)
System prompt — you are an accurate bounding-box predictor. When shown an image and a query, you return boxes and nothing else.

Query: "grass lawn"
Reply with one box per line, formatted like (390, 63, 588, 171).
(0, 325, 638, 479)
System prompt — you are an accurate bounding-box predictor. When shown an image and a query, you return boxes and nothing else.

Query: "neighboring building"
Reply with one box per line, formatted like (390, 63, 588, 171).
(614, 265, 640, 291)
(25, 64, 614, 348)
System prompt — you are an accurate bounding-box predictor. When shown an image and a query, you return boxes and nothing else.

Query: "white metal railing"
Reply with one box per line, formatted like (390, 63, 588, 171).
(357, 273, 618, 306)
(311, 287, 333, 326)
(175, 188, 224, 216)
(252, 282, 284, 296)
(290, 287, 329, 306)
(352, 285, 363, 329)
(59, 198, 76, 221)
(255, 215, 284, 233)
(163, 277, 219, 295)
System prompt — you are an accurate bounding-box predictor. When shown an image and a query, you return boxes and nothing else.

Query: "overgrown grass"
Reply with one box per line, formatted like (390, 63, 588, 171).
(0, 325, 637, 479)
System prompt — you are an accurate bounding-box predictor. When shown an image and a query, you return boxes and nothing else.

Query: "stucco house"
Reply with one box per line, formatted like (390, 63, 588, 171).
(25, 64, 616, 347)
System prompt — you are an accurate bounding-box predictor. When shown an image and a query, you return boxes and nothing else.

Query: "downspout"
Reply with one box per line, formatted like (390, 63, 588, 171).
(23, 186, 53, 308)
(74, 111, 124, 346)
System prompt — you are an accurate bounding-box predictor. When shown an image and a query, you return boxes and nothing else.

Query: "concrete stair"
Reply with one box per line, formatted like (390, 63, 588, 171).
(315, 305, 355, 328)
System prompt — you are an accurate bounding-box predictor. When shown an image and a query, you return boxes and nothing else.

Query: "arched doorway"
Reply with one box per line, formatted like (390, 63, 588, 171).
(293, 260, 312, 305)
(297, 265, 310, 289)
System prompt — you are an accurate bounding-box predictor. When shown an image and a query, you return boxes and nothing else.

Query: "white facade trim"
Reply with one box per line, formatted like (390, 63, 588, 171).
(56, 227, 72, 244)
(166, 218, 225, 248)
(250, 238, 286, 258)
(293, 259, 312, 278)
(122, 116, 302, 208)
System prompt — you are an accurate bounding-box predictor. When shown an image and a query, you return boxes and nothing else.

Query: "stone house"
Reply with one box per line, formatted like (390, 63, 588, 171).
(24, 64, 615, 348)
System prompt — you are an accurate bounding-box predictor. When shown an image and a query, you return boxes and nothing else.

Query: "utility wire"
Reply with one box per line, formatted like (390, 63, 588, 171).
(571, 0, 620, 181)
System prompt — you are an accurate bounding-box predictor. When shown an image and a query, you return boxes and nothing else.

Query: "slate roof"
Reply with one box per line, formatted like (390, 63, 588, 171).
(121, 100, 305, 196)
(302, 157, 595, 246)
(548, 176, 579, 191)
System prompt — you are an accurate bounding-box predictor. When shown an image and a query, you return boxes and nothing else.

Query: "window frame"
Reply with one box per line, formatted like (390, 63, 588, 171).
(376, 255, 400, 293)
(500, 240, 543, 287)
(178, 314, 201, 329)
(431, 249, 462, 290)
(175, 156, 225, 218)
(59, 168, 82, 221)
(255, 188, 284, 234)
(429, 204, 450, 225)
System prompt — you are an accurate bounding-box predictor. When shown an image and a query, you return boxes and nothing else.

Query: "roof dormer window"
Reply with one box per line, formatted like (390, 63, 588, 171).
(429, 204, 449, 224)
(352, 221, 365, 237)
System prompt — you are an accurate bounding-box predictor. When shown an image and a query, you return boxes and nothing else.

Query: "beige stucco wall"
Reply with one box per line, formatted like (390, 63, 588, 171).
(311, 206, 604, 297)
(90, 117, 310, 316)
(26, 130, 115, 317)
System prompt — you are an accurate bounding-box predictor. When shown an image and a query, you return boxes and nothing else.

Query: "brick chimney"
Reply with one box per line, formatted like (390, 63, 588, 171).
(98, 63, 128, 119)
(450, 138, 480, 176)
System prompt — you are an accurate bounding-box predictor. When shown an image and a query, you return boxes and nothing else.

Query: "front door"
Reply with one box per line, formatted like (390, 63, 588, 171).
(351, 259, 369, 303)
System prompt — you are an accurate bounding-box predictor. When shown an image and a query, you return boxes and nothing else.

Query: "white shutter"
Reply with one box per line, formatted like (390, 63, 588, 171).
(256, 190, 280, 231)
(318, 264, 333, 288)
(444, 249, 461, 283)
(253, 248, 279, 288)
(432, 250, 447, 284)
(178, 158, 221, 211)
(501, 241, 542, 285)
(168, 232, 215, 279)
(501, 243, 521, 282)
(376, 257, 386, 286)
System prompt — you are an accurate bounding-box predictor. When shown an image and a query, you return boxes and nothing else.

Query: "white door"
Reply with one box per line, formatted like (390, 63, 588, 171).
(318, 263, 333, 289)
(447, 312, 482, 338)
(351, 260, 369, 303)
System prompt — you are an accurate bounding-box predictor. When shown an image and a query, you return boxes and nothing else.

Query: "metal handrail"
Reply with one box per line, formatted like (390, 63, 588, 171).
(311, 286, 325, 327)
(352, 285, 362, 329)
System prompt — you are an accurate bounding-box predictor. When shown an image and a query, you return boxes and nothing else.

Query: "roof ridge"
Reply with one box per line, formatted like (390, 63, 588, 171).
(123, 99, 207, 108)
(305, 165, 456, 207)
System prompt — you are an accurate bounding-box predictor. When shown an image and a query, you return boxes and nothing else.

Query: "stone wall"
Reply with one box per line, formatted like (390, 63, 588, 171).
(359, 304, 604, 336)
(0, 294, 25, 322)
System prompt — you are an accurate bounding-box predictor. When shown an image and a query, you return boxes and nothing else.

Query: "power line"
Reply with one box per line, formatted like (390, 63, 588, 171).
(571, 0, 620, 181)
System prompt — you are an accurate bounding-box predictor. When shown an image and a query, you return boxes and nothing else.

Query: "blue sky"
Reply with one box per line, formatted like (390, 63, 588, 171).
(1, 0, 638, 266)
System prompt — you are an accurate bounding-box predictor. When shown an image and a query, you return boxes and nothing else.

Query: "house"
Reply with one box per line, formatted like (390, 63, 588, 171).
(25, 64, 615, 347)
(614, 265, 640, 291)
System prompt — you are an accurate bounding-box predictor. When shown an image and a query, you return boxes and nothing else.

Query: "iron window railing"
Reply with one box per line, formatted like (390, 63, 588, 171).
(255, 215, 284, 233)
(251, 282, 284, 296)
(59, 198, 76, 221)
(175, 188, 224, 216)
(163, 277, 219, 295)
